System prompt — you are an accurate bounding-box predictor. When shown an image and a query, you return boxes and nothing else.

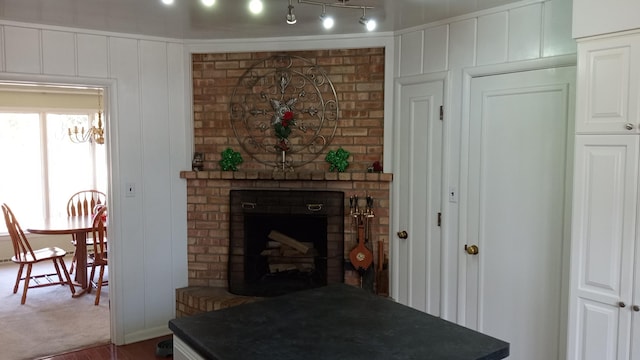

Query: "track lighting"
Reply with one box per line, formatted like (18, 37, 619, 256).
(172, 0, 376, 32)
(298, 0, 376, 31)
(286, 0, 297, 24)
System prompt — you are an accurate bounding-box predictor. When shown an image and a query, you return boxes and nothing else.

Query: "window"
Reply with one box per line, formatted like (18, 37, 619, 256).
(0, 110, 107, 233)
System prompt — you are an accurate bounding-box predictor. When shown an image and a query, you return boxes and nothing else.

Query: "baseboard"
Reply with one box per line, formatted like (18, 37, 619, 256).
(123, 324, 172, 345)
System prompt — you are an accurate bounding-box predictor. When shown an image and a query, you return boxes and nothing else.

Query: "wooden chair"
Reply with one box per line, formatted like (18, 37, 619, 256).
(66, 190, 106, 273)
(1, 203, 76, 304)
(88, 205, 108, 305)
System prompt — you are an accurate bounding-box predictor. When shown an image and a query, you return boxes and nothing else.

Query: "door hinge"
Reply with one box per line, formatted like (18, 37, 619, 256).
(439, 105, 443, 120)
(437, 212, 442, 227)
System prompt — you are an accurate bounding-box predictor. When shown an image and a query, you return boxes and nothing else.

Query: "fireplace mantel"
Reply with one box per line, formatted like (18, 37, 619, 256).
(179, 170, 393, 182)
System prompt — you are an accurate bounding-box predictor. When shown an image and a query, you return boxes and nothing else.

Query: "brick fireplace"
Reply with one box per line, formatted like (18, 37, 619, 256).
(176, 47, 390, 317)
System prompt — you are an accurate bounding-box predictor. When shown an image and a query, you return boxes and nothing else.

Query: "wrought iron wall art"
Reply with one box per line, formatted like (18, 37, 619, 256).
(230, 54, 339, 171)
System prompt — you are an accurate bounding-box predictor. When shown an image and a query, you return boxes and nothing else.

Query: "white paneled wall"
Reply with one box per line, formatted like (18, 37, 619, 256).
(394, 0, 576, 321)
(543, 0, 575, 57)
(423, 25, 448, 73)
(508, 4, 543, 61)
(398, 1, 575, 77)
(4, 26, 41, 73)
(0, 23, 189, 345)
(41, 30, 75, 76)
(78, 34, 109, 78)
(477, 12, 508, 65)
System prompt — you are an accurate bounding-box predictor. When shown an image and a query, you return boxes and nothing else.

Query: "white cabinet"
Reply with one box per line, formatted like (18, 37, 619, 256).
(575, 33, 640, 134)
(572, 0, 640, 39)
(172, 336, 205, 360)
(570, 30, 640, 359)
(568, 135, 638, 360)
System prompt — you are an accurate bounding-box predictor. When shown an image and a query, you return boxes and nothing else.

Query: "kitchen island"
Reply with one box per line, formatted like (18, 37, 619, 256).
(169, 283, 509, 360)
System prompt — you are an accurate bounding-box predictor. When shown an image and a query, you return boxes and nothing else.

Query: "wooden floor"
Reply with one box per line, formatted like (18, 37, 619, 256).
(38, 335, 174, 360)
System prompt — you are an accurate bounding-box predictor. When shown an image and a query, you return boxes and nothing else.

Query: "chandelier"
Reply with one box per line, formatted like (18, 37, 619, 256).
(68, 90, 105, 145)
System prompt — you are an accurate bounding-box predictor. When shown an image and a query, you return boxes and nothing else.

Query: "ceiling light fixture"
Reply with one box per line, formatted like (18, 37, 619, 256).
(68, 89, 105, 145)
(319, 5, 334, 29)
(286, 0, 297, 24)
(249, 0, 263, 15)
(201, 0, 216, 7)
(358, 7, 376, 31)
(297, 0, 375, 31)
(161, 0, 174, 5)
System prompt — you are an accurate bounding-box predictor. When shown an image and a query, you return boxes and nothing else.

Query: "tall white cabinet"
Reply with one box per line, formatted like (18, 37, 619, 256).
(569, 31, 640, 360)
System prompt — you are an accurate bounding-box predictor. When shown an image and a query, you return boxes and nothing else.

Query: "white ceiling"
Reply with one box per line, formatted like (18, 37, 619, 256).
(0, 0, 523, 39)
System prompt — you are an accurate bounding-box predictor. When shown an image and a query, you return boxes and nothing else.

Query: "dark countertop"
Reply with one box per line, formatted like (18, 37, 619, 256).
(169, 283, 509, 360)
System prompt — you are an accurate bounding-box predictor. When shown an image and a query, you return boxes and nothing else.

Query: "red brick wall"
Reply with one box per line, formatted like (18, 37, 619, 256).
(184, 48, 389, 290)
(191, 48, 385, 172)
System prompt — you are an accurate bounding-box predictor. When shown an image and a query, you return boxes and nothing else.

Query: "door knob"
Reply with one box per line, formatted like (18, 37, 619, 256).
(625, 123, 635, 130)
(397, 230, 408, 239)
(465, 244, 479, 255)
(632, 305, 640, 312)
(619, 301, 626, 308)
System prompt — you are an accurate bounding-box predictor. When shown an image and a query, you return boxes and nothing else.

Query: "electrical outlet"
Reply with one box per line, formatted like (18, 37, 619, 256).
(126, 183, 136, 197)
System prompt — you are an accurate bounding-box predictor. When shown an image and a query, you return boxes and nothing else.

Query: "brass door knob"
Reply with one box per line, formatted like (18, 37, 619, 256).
(397, 230, 408, 239)
(465, 244, 479, 255)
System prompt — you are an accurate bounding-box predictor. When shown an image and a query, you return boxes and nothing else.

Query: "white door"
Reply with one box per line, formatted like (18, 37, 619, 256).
(462, 67, 576, 359)
(393, 79, 443, 315)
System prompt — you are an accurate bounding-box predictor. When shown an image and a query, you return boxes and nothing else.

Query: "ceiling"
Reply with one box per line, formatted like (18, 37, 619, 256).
(0, 0, 523, 39)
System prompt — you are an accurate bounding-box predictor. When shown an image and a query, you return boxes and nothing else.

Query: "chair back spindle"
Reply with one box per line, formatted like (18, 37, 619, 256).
(91, 206, 108, 256)
(67, 190, 106, 217)
(66, 190, 106, 275)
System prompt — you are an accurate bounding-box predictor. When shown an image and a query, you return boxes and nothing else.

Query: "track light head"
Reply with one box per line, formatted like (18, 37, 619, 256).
(319, 5, 334, 29)
(358, 7, 376, 31)
(249, 0, 263, 14)
(286, 4, 297, 24)
(365, 18, 376, 31)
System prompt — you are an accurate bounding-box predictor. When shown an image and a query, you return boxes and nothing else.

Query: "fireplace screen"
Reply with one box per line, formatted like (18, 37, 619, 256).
(228, 190, 344, 297)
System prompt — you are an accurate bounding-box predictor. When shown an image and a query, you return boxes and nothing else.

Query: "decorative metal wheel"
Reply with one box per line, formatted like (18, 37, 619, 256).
(230, 54, 339, 171)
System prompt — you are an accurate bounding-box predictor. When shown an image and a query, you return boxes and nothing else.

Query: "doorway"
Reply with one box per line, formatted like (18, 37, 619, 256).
(0, 82, 112, 357)
(460, 66, 576, 359)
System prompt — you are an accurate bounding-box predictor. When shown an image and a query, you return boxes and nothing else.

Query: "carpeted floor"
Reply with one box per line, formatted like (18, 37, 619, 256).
(0, 259, 110, 360)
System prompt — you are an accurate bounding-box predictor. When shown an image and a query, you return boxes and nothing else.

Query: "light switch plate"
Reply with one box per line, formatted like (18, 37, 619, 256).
(125, 183, 136, 197)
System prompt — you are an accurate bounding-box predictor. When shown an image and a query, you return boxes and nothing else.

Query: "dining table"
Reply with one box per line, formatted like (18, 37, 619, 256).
(27, 215, 94, 297)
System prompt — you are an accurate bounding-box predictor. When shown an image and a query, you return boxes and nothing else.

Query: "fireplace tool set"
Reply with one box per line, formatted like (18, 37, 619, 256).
(348, 194, 387, 293)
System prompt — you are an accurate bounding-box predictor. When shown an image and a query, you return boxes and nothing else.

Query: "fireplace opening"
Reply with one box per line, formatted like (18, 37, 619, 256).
(228, 190, 344, 297)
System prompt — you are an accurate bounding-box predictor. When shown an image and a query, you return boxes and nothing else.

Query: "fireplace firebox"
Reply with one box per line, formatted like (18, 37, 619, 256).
(228, 190, 344, 297)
